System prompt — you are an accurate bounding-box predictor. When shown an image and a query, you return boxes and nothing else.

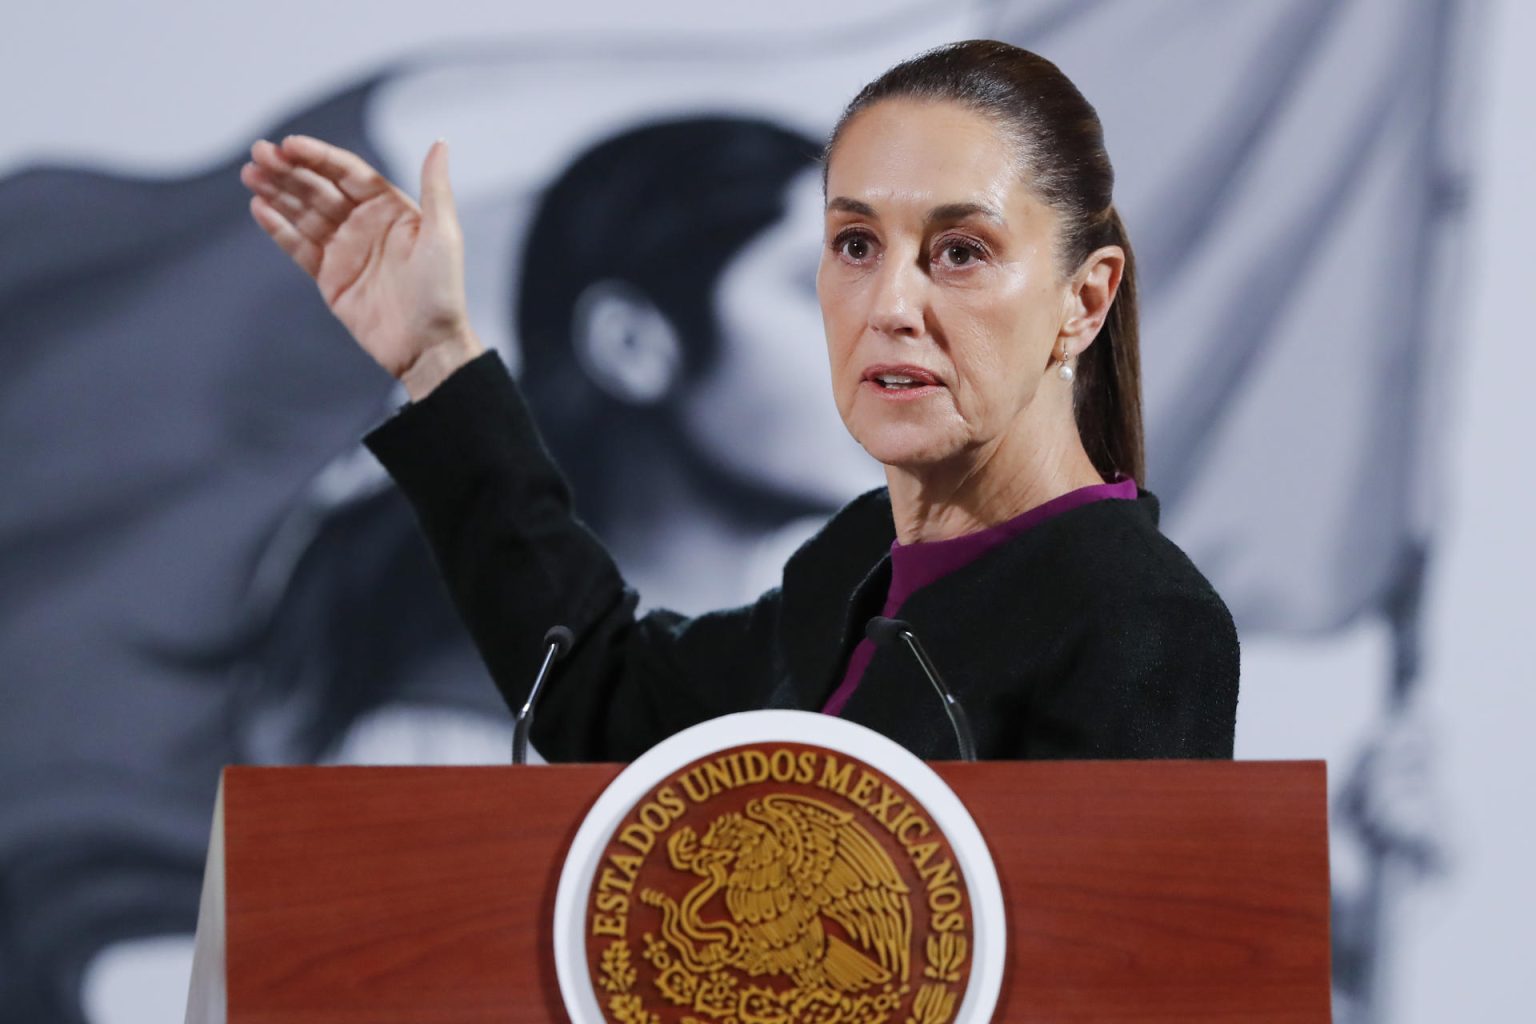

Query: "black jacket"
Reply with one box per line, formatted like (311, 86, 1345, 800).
(365, 352, 1240, 762)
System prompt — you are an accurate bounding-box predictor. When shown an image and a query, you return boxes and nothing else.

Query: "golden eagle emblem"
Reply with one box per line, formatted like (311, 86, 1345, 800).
(584, 744, 974, 1024)
(641, 793, 913, 994)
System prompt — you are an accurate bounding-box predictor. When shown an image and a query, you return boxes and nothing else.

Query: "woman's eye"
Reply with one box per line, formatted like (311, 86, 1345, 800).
(937, 239, 984, 267)
(836, 233, 873, 261)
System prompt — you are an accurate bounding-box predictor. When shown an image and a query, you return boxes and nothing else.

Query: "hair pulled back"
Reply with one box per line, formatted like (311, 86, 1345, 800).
(515, 116, 822, 529)
(519, 116, 820, 392)
(827, 40, 1144, 484)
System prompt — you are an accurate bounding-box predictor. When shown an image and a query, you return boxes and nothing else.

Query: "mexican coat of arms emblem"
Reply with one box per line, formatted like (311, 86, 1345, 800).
(583, 742, 974, 1024)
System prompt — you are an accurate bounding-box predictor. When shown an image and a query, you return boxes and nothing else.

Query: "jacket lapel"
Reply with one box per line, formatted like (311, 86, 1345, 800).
(771, 487, 896, 710)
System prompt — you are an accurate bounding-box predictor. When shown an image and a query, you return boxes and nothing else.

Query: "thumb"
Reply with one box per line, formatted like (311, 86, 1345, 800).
(420, 139, 460, 235)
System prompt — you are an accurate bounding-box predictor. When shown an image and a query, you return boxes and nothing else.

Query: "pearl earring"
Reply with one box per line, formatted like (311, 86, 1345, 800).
(1057, 345, 1075, 382)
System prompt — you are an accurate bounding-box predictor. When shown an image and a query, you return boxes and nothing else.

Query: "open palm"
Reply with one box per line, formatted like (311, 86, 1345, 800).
(241, 135, 479, 390)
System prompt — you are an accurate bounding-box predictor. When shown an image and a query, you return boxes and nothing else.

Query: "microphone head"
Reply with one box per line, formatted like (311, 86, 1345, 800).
(544, 625, 575, 659)
(865, 616, 912, 648)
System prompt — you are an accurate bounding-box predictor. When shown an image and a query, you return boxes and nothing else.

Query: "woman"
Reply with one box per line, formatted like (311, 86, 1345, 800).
(240, 40, 1239, 762)
(515, 115, 879, 614)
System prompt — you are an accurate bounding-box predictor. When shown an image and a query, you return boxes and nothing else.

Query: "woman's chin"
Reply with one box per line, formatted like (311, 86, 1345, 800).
(852, 420, 967, 470)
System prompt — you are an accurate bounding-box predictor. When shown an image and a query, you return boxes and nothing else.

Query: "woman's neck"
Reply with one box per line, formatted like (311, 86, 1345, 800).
(884, 417, 1105, 546)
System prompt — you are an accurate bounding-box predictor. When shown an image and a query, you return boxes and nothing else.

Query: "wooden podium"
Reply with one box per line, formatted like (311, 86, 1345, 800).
(186, 761, 1330, 1023)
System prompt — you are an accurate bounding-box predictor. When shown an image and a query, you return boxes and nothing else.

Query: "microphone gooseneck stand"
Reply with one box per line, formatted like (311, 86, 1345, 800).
(513, 625, 574, 766)
(866, 616, 979, 762)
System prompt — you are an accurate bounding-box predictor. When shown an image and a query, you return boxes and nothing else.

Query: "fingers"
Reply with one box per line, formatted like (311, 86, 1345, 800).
(240, 160, 341, 249)
(247, 141, 353, 220)
(248, 195, 321, 277)
(419, 140, 461, 238)
(277, 134, 395, 205)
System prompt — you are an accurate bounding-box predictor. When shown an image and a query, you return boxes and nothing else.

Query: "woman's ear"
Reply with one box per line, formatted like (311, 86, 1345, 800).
(1058, 245, 1125, 355)
(571, 280, 683, 404)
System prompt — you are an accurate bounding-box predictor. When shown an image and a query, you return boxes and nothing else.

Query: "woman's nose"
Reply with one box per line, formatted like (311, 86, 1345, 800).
(867, 255, 926, 339)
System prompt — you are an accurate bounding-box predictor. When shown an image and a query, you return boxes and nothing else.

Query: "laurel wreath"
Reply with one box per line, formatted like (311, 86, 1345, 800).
(599, 940, 658, 1024)
(905, 930, 967, 1024)
(596, 927, 968, 1024)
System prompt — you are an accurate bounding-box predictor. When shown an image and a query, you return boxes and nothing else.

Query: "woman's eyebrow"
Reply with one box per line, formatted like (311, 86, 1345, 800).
(825, 196, 1005, 226)
(826, 196, 877, 217)
(927, 201, 1005, 226)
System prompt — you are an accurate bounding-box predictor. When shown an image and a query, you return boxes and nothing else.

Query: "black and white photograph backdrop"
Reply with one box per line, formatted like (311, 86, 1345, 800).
(1, 1, 1530, 1021)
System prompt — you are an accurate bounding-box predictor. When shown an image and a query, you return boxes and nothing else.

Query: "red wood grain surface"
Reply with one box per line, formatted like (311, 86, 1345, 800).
(221, 761, 1328, 1023)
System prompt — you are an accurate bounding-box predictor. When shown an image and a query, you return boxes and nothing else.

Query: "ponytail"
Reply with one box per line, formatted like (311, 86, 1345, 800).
(1074, 207, 1144, 485)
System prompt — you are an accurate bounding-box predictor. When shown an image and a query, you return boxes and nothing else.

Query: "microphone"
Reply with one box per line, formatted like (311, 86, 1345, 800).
(513, 625, 574, 765)
(866, 617, 978, 762)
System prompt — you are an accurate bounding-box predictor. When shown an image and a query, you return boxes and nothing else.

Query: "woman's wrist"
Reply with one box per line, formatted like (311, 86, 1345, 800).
(401, 330, 485, 402)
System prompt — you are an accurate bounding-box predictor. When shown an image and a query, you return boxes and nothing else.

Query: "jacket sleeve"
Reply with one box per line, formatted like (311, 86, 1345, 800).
(363, 351, 783, 762)
(1029, 590, 1241, 759)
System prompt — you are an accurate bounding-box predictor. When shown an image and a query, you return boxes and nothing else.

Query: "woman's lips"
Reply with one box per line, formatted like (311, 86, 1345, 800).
(862, 363, 944, 401)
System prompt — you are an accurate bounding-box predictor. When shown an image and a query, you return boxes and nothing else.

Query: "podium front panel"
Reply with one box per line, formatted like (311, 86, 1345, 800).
(217, 761, 1327, 1022)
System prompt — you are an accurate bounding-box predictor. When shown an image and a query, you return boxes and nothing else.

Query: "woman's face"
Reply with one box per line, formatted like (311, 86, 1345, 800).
(817, 99, 1072, 470)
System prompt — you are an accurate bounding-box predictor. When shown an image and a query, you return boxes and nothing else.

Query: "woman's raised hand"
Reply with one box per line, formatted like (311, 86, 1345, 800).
(241, 136, 482, 400)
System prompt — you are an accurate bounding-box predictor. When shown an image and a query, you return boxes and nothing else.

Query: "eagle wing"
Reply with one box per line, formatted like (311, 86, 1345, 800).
(732, 793, 913, 986)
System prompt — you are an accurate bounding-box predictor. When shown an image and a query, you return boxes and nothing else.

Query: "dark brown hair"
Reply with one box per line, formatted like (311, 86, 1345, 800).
(826, 39, 1145, 484)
